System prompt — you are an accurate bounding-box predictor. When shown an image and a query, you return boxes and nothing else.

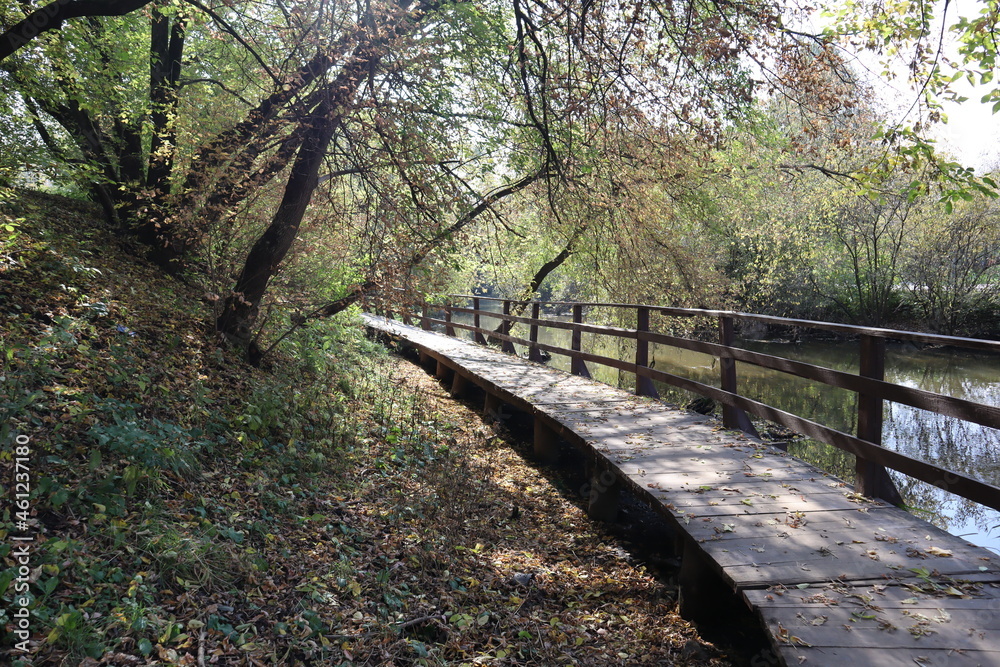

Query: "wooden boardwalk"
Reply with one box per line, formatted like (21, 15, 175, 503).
(363, 315, 1000, 666)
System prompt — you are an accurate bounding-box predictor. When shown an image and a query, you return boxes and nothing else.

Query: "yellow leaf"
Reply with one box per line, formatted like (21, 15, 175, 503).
(926, 547, 953, 557)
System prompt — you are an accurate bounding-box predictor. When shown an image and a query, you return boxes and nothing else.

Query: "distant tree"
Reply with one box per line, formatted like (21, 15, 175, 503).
(815, 190, 914, 326)
(902, 197, 1000, 335)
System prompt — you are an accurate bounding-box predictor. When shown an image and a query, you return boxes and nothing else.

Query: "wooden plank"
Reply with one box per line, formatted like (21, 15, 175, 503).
(745, 583, 1000, 612)
(656, 490, 868, 517)
(682, 506, 999, 588)
(762, 645, 999, 666)
(747, 582, 1000, 665)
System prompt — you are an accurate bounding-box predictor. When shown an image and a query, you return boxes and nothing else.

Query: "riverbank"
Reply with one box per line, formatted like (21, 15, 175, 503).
(0, 190, 730, 665)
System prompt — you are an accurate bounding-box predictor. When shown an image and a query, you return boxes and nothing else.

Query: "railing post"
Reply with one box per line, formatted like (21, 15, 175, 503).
(401, 303, 413, 326)
(719, 316, 759, 436)
(571, 304, 591, 378)
(421, 303, 430, 331)
(445, 305, 456, 337)
(501, 300, 516, 354)
(856, 335, 903, 505)
(635, 307, 659, 398)
(528, 302, 544, 363)
(472, 297, 487, 345)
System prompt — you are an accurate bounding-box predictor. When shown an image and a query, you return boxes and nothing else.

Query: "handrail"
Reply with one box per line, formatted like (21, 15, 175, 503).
(379, 293, 1000, 513)
(444, 294, 1000, 353)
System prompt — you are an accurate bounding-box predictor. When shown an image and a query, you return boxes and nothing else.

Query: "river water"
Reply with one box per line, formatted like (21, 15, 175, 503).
(449, 309, 1000, 553)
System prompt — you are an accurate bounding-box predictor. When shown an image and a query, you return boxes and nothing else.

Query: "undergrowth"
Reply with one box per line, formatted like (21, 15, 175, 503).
(0, 190, 724, 665)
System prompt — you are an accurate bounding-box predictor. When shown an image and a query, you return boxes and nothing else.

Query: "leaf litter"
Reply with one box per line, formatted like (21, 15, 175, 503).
(0, 191, 728, 665)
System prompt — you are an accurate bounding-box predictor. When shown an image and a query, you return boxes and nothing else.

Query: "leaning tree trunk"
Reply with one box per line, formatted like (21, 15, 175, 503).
(490, 231, 581, 342)
(216, 101, 337, 361)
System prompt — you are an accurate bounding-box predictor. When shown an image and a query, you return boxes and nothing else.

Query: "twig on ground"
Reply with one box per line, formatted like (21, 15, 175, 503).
(323, 613, 447, 641)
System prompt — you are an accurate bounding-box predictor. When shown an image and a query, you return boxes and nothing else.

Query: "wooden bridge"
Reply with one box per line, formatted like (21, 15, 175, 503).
(362, 298, 1000, 666)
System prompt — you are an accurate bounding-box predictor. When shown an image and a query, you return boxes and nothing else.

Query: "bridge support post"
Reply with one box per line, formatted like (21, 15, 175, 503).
(484, 393, 505, 422)
(635, 307, 659, 398)
(435, 360, 453, 382)
(856, 335, 904, 505)
(586, 464, 619, 522)
(571, 304, 591, 378)
(677, 540, 724, 622)
(450, 372, 469, 398)
(533, 417, 559, 463)
(419, 350, 435, 372)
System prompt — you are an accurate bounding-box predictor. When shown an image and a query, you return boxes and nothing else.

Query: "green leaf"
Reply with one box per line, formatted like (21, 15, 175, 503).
(0, 569, 15, 597)
(89, 448, 102, 471)
(50, 487, 69, 507)
(42, 576, 59, 595)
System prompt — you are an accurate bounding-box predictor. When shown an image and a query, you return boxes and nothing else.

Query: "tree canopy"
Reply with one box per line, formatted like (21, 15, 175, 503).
(2, 0, 999, 353)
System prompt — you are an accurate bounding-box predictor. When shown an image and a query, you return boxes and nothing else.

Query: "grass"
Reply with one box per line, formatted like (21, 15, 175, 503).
(0, 189, 729, 665)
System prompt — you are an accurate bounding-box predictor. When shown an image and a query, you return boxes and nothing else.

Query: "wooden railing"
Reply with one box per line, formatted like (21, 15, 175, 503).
(380, 294, 1000, 513)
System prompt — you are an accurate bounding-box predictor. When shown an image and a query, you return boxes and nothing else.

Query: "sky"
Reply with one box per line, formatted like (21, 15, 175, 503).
(812, 0, 1000, 172)
(929, 0, 1000, 171)
(933, 86, 1000, 172)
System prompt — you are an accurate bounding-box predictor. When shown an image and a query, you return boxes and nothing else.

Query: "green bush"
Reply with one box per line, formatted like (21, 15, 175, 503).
(89, 399, 215, 476)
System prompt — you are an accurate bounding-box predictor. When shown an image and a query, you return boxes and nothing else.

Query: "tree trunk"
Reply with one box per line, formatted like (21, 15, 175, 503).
(491, 232, 581, 340)
(133, 7, 187, 267)
(146, 8, 185, 191)
(216, 101, 338, 357)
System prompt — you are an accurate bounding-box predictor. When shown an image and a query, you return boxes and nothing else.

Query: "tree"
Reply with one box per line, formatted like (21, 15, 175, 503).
(205, 0, 819, 353)
(0, 0, 152, 62)
(902, 196, 1000, 335)
(3, 0, 882, 360)
(1, 0, 197, 235)
(814, 190, 914, 326)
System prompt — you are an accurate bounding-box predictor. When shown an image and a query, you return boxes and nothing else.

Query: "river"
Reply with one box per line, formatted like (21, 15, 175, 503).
(448, 308, 1000, 553)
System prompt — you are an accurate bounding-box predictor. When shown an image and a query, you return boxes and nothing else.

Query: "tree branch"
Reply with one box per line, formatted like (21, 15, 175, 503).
(178, 78, 253, 106)
(0, 0, 151, 62)
(182, 0, 281, 86)
(778, 163, 860, 183)
(408, 167, 550, 266)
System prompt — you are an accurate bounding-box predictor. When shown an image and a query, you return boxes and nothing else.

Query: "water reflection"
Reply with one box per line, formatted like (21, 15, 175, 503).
(446, 306, 1000, 552)
(741, 341, 1000, 553)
